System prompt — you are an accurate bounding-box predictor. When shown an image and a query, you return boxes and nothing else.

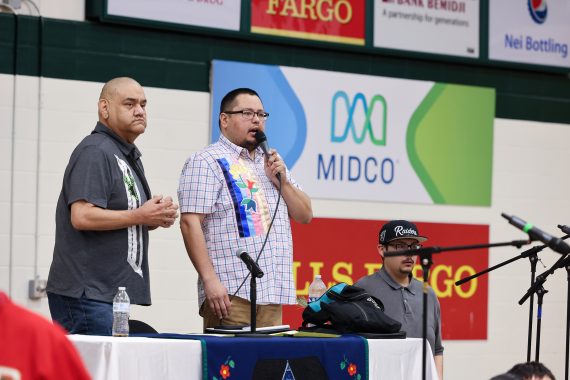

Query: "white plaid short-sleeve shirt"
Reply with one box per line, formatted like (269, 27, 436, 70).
(178, 135, 301, 307)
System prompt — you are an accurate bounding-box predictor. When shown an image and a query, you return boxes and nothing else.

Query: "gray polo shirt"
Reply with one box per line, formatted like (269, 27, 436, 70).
(356, 267, 444, 355)
(47, 123, 151, 305)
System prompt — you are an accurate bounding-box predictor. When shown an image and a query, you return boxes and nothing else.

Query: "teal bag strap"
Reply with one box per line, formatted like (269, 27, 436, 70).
(308, 283, 347, 312)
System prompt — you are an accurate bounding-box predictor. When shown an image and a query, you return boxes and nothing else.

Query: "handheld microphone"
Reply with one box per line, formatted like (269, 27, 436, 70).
(558, 224, 570, 235)
(501, 213, 570, 255)
(254, 130, 281, 180)
(254, 130, 270, 155)
(236, 249, 264, 278)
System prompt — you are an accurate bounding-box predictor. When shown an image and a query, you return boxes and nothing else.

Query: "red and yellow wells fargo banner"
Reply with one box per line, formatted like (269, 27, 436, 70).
(286, 218, 489, 340)
(251, 0, 366, 45)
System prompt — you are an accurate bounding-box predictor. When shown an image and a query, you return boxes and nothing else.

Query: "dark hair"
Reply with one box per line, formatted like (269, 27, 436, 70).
(489, 373, 521, 380)
(218, 88, 261, 127)
(508, 362, 555, 380)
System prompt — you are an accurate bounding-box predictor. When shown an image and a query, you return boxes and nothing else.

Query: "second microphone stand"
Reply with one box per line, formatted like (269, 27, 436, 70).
(518, 243, 570, 364)
(456, 234, 570, 364)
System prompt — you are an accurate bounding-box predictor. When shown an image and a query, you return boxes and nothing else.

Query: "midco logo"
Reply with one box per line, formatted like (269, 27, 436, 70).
(330, 91, 387, 145)
(317, 91, 395, 185)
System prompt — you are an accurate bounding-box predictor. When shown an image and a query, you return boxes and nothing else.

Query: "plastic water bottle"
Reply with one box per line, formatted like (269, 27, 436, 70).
(112, 287, 130, 337)
(308, 275, 327, 303)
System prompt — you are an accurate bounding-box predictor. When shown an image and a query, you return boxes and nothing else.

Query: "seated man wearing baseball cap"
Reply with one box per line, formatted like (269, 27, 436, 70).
(355, 220, 444, 380)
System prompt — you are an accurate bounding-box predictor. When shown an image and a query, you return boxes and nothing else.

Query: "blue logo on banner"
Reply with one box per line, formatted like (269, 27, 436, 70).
(317, 91, 394, 185)
(331, 91, 387, 145)
(528, 0, 547, 24)
(211, 60, 307, 169)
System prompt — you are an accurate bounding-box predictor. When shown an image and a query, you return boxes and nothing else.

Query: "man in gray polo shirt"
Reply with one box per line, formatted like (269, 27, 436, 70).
(46, 77, 178, 335)
(355, 220, 444, 379)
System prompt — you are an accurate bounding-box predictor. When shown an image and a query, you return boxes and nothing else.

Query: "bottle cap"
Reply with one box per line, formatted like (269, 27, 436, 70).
(118, 286, 126, 290)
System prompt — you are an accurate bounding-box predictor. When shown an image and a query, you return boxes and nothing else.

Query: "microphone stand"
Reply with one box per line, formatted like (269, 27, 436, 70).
(241, 257, 267, 337)
(526, 251, 539, 363)
(385, 239, 530, 380)
(519, 250, 570, 363)
(566, 264, 570, 380)
(454, 241, 565, 362)
(420, 250, 432, 380)
(559, 226, 570, 380)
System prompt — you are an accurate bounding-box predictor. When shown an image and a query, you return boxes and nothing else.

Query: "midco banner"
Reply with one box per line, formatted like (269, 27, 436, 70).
(211, 60, 495, 206)
(489, 0, 570, 68)
(251, 0, 365, 45)
(288, 218, 489, 340)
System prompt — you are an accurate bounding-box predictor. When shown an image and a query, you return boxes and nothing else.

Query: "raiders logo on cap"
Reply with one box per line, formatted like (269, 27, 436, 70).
(379, 220, 428, 244)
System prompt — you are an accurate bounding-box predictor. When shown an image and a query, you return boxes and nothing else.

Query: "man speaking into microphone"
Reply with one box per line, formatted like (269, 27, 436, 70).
(178, 88, 313, 330)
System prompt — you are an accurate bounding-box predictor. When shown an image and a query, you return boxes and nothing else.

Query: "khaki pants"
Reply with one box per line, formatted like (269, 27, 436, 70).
(200, 296, 282, 331)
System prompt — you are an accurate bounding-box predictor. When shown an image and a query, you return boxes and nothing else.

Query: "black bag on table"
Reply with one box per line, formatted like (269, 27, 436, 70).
(302, 283, 402, 334)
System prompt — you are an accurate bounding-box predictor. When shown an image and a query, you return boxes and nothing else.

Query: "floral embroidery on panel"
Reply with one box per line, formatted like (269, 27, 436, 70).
(216, 157, 270, 238)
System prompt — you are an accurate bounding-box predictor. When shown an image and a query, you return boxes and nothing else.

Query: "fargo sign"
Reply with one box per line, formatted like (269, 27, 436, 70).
(251, 0, 366, 45)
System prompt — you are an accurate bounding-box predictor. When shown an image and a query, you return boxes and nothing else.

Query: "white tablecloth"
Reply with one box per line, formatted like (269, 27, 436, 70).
(368, 338, 439, 379)
(69, 335, 437, 380)
(69, 335, 202, 379)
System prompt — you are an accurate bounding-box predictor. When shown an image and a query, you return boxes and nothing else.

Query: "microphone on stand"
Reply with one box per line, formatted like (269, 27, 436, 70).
(558, 224, 570, 235)
(235, 248, 265, 335)
(501, 213, 570, 255)
(236, 249, 264, 278)
(254, 130, 281, 180)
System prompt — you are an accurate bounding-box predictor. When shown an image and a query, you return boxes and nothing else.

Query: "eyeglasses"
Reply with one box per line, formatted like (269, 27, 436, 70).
(223, 109, 269, 121)
(387, 243, 422, 251)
